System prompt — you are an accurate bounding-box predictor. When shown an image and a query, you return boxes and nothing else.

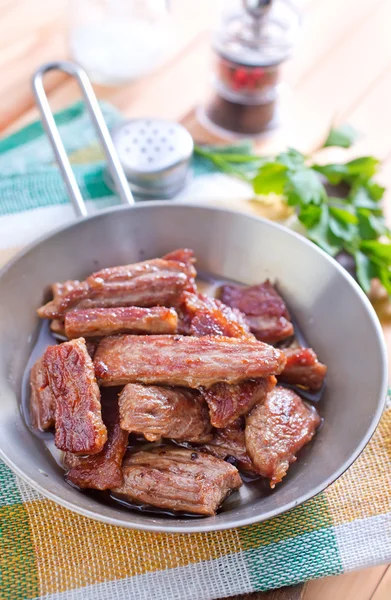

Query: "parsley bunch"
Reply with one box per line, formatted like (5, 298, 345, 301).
(194, 126, 390, 296)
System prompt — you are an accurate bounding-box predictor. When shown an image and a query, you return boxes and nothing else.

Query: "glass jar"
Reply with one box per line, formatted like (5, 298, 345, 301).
(200, 0, 300, 137)
(69, 0, 172, 86)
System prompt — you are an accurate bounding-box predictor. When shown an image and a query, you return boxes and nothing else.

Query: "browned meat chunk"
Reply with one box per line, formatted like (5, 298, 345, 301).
(245, 386, 320, 488)
(163, 248, 196, 268)
(94, 334, 286, 388)
(64, 391, 128, 490)
(50, 319, 66, 337)
(181, 292, 251, 338)
(200, 419, 256, 475)
(111, 447, 242, 515)
(164, 250, 197, 334)
(52, 279, 80, 299)
(30, 358, 55, 430)
(64, 306, 178, 339)
(201, 376, 276, 428)
(118, 383, 212, 442)
(49, 281, 80, 336)
(37, 252, 196, 319)
(43, 338, 107, 454)
(279, 347, 327, 391)
(221, 281, 294, 344)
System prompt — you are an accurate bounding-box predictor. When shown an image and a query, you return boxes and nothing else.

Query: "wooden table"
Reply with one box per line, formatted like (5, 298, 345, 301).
(1, 1, 390, 598)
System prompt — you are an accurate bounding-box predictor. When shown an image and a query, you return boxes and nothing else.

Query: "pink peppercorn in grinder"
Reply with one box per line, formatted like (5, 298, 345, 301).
(200, 0, 300, 137)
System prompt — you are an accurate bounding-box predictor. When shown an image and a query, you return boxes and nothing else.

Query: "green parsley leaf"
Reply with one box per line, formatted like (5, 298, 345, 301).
(207, 142, 253, 155)
(350, 185, 382, 210)
(345, 156, 379, 180)
(253, 162, 288, 195)
(313, 157, 379, 186)
(357, 209, 387, 240)
(377, 265, 391, 295)
(329, 219, 357, 244)
(277, 148, 306, 170)
(298, 204, 322, 228)
(328, 207, 359, 243)
(354, 251, 377, 293)
(206, 154, 265, 163)
(323, 123, 359, 148)
(360, 240, 391, 263)
(285, 168, 327, 206)
(312, 163, 349, 185)
(307, 205, 342, 256)
(193, 139, 387, 297)
(329, 206, 358, 225)
(364, 179, 385, 201)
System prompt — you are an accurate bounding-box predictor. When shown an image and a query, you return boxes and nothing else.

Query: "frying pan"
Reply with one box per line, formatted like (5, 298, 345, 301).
(0, 62, 387, 533)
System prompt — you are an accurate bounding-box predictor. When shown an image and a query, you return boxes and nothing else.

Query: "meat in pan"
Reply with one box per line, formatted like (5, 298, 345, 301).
(37, 250, 196, 319)
(28, 246, 326, 518)
(64, 391, 128, 490)
(94, 334, 287, 388)
(245, 386, 320, 488)
(220, 280, 294, 344)
(181, 292, 251, 338)
(43, 338, 107, 454)
(279, 347, 327, 391)
(199, 419, 257, 475)
(29, 358, 55, 431)
(111, 447, 242, 516)
(163, 248, 196, 268)
(49, 280, 80, 337)
(64, 306, 178, 339)
(50, 319, 66, 337)
(200, 376, 276, 428)
(118, 383, 212, 442)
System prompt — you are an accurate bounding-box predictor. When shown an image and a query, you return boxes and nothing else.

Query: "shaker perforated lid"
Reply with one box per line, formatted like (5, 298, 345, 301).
(107, 118, 194, 199)
(214, 0, 300, 67)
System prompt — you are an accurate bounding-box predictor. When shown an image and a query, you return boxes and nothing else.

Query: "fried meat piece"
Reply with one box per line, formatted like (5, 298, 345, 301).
(163, 248, 196, 268)
(64, 306, 178, 339)
(43, 338, 107, 454)
(118, 383, 212, 442)
(279, 347, 327, 391)
(49, 280, 80, 336)
(201, 376, 276, 428)
(29, 358, 55, 430)
(64, 391, 128, 490)
(37, 251, 196, 319)
(245, 386, 320, 488)
(221, 281, 294, 344)
(94, 334, 286, 388)
(181, 292, 251, 338)
(200, 419, 256, 475)
(111, 447, 242, 515)
(50, 319, 66, 337)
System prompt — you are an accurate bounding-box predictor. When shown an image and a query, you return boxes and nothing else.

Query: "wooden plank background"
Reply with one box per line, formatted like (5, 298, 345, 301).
(0, 1, 390, 598)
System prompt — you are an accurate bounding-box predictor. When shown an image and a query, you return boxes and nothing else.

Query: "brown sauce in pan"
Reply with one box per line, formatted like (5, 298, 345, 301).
(21, 273, 324, 517)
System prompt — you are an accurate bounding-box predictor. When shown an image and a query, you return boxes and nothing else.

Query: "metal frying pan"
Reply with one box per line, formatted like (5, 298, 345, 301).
(0, 62, 387, 533)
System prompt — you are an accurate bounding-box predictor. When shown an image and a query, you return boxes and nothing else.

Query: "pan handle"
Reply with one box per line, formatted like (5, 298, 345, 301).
(32, 61, 134, 218)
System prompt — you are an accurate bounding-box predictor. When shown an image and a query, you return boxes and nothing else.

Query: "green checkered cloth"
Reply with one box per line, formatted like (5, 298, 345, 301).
(0, 100, 224, 217)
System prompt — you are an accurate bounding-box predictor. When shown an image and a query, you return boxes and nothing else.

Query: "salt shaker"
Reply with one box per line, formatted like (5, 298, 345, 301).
(200, 0, 300, 136)
(68, 0, 172, 86)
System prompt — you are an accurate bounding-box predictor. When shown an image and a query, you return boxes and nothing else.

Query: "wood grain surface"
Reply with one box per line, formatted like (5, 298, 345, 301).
(0, 0, 390, 598)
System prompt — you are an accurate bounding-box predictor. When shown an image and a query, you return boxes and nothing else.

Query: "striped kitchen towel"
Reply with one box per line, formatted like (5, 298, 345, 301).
(1, 102, 391, 600)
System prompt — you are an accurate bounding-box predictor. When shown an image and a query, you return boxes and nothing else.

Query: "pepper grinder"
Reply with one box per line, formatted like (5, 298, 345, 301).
(200, 0, 300, 137)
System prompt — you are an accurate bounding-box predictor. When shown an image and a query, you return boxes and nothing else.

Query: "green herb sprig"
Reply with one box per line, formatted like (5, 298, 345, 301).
(194, 125, 390, 295)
